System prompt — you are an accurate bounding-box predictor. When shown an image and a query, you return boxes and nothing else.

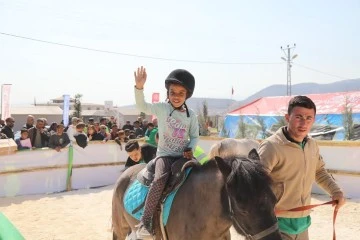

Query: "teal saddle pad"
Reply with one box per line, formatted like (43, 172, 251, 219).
(123, 168, 192, 226)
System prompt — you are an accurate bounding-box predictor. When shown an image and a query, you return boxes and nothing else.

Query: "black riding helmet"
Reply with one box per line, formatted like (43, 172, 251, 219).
(165, 69, 195, 99)
(165, 69, 195, 117)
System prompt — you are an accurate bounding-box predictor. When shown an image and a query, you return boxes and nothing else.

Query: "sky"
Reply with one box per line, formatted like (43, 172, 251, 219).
(0, 0, 359, 107)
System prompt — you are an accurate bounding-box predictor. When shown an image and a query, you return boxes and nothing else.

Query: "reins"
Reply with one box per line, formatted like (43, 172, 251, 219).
(275, 200, 338, 240)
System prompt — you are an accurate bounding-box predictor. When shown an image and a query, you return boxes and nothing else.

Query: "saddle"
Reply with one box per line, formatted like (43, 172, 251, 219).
(137, 157, 199, 194)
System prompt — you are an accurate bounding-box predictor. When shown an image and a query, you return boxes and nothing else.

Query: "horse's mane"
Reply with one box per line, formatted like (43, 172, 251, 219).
(227, 157, 273, 205)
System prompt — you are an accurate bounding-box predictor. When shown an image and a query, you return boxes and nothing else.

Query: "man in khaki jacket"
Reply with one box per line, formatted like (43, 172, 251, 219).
(258, 95, 346, 240)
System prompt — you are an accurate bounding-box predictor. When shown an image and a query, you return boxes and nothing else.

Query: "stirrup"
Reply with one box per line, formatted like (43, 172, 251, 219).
(135, 223, 153, 240)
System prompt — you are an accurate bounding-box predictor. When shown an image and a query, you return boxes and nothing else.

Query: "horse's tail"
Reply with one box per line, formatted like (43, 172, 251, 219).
(112, 177, 131, 240)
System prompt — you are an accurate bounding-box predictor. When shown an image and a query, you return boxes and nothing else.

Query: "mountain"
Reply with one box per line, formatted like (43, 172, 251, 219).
(229, 78, 360, 111)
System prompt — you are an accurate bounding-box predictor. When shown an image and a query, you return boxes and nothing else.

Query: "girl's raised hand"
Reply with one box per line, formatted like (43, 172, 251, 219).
(134, 66, 147, 89)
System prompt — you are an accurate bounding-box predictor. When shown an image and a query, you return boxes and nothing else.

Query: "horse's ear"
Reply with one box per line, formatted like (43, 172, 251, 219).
(248, 148, 260, 161)
(215, 156, 232, 178)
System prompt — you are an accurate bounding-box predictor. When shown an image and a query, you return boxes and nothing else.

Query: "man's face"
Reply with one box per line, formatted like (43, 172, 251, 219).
(285, 106, 315, 142)
(36, 121, 45, 129)
(128, 147, 142, 162)
(7, 118, 15, 128)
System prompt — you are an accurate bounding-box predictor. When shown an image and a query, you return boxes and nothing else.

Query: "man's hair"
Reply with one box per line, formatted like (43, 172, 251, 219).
(147, 122, 154, 128)
(57, 124, 65, 129)
(288, 95, 316, 115)
(125, 140, 140, 152)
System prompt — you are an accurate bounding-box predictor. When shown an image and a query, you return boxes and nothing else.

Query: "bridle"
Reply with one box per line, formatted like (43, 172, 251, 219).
(224, 171, 279, 240)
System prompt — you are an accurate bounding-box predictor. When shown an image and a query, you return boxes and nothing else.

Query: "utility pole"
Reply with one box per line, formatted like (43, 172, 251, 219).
(281, 44, 298, 96)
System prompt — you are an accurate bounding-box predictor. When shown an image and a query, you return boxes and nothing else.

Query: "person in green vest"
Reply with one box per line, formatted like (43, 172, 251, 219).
(193, 145, 209, 165)
(258, 95, 346, 240)
(145, 122, 158, 147)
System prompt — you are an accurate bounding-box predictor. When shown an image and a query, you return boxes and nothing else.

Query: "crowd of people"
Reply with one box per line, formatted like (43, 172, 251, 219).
(0, 114, 159, 151)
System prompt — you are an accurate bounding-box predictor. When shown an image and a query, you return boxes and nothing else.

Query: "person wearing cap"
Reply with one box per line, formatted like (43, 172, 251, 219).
(124, 140, 157, 169)
(133, 66, 199, 237)
(48, 124, 70, 152)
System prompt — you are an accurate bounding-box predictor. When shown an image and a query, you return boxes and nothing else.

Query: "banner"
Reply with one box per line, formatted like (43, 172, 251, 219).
(152, 92, 160, 103)
(63, 94, 70, 126)
(1, 84, 12, 120)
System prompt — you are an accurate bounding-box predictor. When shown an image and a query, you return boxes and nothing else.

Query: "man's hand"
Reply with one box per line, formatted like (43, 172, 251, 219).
(134, 66, 147, 89)
(332, 191, 346, 211)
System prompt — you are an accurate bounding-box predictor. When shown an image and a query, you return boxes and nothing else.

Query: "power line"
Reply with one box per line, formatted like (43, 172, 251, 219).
(293, 63, 350, 80)
(0, 32, 283, 65)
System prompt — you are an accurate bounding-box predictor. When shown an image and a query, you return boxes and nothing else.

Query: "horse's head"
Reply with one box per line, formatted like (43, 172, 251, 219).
(215, 154, 282, 240)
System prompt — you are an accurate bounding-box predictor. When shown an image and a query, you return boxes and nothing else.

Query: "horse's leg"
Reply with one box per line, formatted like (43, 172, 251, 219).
(112, 177, 131, 240)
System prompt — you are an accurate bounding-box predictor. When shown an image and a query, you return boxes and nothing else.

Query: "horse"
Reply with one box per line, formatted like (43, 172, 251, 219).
(112, 139, 281, 240)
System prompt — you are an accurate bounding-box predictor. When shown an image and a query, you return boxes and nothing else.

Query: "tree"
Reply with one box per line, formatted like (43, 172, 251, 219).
(342, 96, 354, 140)
(236, 115, 247, 139)
(72, 94, 83, 118)
(198, 100, 210, 136)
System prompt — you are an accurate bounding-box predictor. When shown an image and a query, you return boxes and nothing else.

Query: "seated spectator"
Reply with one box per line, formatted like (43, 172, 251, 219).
(99, 124, 111, 141)
(1, 117, 15, 139)
(28, 118, 50, 148)
(110, 124, 119, 140)
(124, 140, 157, 169)
(15, 129, 32, 150)
(48, 124, 70, 152)
(145, 122, 158, 147)
(87, 125, 105, 141)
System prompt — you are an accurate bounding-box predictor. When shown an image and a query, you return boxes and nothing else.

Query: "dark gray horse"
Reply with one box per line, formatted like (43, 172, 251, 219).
(112, 140, 281, 240)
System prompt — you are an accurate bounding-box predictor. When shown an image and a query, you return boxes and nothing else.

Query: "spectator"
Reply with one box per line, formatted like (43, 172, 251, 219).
(122, 120, 134, 131)
(94, 122, 101, 133)
(0, 119, 5, 128)
(48, 124, 70, 152)
(99, 124, 111, 141)
(100, 117, 110, 133)
(87, 125, 105, 141)
(114, 130, 128, 147)
(133, 121, 144, 138)
(124, 140, 157, 169)
(23, 115, 35, 129)
(15, 129, 31, 150)
(1, 117, 15, 139)
(88, 118, 95, 125)
(107, 116, 117, 130)
(28, 118, 50, 148)
(110, 124, 119, 140)
(48, 122, 58, 135)
(66, 117, 80, 143)
(145, 122, 158, 147)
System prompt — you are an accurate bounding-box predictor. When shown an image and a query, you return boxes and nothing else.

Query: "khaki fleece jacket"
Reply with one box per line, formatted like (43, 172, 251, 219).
(258, 127, 342, 218)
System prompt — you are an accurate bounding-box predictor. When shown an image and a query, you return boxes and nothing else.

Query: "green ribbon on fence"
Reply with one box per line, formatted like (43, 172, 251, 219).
(66, 145, 74, 191)
(0, 212, 25, 240)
